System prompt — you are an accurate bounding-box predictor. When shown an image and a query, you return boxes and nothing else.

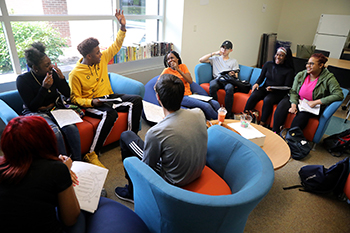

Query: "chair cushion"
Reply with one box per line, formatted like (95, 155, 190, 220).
(182, 165, 231, 195)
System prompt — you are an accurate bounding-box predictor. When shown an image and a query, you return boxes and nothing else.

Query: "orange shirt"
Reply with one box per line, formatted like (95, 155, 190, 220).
(161, 64, 192, 96)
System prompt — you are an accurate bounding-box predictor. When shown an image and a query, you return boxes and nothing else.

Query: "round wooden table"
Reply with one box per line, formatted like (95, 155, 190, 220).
(210, 119, 291, 170)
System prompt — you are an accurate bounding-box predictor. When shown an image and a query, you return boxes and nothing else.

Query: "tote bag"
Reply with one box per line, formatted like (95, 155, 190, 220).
(296, 44, 316, 59)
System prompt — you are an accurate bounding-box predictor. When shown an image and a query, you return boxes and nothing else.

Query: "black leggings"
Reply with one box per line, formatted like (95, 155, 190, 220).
(244, 88, 286, 123)
(272, 96, 318, 133)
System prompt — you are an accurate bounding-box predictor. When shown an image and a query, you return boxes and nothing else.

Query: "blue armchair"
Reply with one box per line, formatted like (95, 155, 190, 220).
(0, 72, 145, 154)
(142, 75, 213, 123)
(124, 125, 275, 233)
(194, 62, 349, 144)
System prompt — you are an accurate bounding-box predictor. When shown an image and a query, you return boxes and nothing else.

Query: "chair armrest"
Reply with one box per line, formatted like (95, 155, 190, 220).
(238, 65, 253, 82)
(194, 63, 213, 84)
(0, 100, 19, 124)
(109, 73, 145, 98)
(313, 88, 349, 143)
(0, 90, 24, 115)
(250, 68, 263, 86)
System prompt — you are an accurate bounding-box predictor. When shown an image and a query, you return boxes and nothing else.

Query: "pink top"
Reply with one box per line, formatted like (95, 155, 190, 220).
(299, 75, 318, 101)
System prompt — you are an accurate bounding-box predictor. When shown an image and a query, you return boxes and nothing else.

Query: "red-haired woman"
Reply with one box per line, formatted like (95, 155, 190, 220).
(0, 116, 80, 232)
(272, 53, 343, 133)
(0, 115, 151, 233)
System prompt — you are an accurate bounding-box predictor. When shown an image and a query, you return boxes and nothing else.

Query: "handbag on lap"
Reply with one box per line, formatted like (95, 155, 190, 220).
(218, 70, 251, 94)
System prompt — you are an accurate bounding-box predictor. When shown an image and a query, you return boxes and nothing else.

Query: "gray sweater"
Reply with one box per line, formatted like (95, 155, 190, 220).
(142, 108, 208, 186)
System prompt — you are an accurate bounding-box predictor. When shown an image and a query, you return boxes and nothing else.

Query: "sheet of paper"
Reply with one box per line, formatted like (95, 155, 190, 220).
(269, 86, 291, 90)
(298, 99, 320, 115)
(98, 98, 122, 102)
(188, 94, 213, 102)
(142, 100, 164, 123)
(228, 122, 265, 139)
(71, 161, 108, 213)
(50, 109, 83, 128)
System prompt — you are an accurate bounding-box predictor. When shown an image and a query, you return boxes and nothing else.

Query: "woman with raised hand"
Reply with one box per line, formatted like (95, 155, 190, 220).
(244, 47, 295, 127)
(272, 53, 343, 133)
(16, 42, 81, 161)
(161, 51, 220, 120)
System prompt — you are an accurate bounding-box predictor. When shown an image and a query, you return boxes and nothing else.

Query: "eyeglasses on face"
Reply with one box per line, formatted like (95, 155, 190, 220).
(305, 62, 317, 66)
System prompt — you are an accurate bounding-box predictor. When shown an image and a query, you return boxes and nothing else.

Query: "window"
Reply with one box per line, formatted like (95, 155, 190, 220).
(0, 0, 163, 77)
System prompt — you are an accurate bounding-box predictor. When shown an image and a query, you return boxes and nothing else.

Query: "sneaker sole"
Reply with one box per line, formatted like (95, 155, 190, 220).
(114, 191, 134, 204)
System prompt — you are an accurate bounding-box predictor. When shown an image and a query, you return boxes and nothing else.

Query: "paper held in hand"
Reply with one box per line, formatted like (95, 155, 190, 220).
(98, 97, 122, 102)
(71, 161, 108, 213)
(228, 122, 266, 147)
(269, 86, 291, 90)
(298, 99, 320, 115)
(142, 100, 164, 123)
(50, 109, 83, 128)
(188, 94, 213, 102)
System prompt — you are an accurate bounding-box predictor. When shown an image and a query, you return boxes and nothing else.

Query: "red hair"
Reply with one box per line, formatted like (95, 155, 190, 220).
(311, 53, 328, 65)
(0, 116, 59, 183)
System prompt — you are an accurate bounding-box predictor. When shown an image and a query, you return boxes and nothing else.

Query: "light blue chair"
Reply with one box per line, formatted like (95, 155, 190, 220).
(194, 63, 349, 144)
(124, 125, 275, 233)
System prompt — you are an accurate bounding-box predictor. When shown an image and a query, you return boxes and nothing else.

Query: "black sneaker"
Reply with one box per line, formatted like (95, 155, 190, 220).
(115, 185, 134, 203)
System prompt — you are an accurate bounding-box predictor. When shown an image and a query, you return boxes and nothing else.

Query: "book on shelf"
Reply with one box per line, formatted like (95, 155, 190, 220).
(110, 42, 173, 64)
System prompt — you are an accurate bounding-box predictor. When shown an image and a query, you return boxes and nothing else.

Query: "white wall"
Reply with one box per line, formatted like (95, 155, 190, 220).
(179, 0, 284, 78)
(177, 0, 350, 82)
(277, 0, 350, 54)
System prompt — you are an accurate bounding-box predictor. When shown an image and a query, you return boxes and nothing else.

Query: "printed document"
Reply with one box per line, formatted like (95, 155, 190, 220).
(188, 94, 213, 102)
(50, 109, 83, 128)
(298, 99, 320, 115)
(98, 98, 122, 102)
(142, 100, 164, 123)
(269, 86, 291, 90)
(71, 161, 108, 213)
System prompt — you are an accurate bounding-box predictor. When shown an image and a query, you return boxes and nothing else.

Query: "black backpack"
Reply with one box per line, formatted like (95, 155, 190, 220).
(280, 127, 312, 160)
(284, 157, 349, 197)
(323, 128, 350, 157)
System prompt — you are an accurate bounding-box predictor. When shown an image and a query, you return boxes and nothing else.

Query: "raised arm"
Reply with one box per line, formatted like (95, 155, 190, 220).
(199, 50, 221, 63)
(115, 9, 126, 31)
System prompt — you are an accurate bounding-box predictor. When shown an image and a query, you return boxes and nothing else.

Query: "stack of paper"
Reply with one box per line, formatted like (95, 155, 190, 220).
(228, 122, 266, 147)
(298, 99, 320, 115)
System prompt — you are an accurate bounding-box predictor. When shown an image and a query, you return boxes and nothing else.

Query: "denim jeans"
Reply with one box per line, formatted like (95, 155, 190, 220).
(209, 79, 234, 114)
(26, 113, 81, 161)
(181, 96, 220, 120)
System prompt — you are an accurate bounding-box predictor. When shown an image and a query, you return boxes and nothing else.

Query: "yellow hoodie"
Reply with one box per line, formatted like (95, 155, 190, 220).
(69, 30, 126, 107)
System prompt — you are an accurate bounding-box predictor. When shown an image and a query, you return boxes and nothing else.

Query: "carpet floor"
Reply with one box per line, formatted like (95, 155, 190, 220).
(99, 108, 350, 232)
(325, 115, 350, 136)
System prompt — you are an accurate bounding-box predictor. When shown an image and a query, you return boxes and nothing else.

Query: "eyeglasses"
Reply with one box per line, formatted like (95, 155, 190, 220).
(305, 62, 316, 66)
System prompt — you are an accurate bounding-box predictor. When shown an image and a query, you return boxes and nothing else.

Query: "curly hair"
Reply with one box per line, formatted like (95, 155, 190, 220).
(163, 51, 182, 68)
(311, 53, 328, 65)
(77, 37, 100, 57)
(24, 42, 47, 69)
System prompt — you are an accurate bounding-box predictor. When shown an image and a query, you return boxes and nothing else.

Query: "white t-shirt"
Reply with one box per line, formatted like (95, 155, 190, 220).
(209, 56, 239, 78)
